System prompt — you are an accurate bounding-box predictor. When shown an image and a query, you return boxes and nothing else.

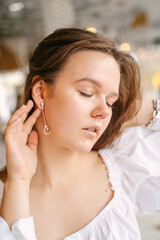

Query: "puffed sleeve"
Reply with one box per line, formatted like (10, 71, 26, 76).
(0, 181, 37, 240)
(112, 119, 160, 216)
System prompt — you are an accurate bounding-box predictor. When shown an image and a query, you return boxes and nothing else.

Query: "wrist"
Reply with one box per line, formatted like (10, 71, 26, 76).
(6, 176, 31, 186)
(147, 99, 160, 127)
(144, 99, 160, 131)
(1, 177, 31, 227)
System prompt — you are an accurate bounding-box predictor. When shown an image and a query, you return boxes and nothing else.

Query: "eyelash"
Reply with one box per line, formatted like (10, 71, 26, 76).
(80, 91, 93, 97)
(79, 92, 113, 108)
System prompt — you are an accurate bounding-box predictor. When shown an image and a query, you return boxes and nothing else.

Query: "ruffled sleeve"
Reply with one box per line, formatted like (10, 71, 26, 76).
(112, 119, 160, 216)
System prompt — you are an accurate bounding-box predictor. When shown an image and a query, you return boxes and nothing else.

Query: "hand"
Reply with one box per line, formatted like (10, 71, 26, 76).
(4, 100, 41, 182)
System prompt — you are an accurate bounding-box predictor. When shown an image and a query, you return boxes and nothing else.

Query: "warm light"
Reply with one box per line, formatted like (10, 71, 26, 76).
(8, 2, 24, 12)
(86, 27, 97, 33)
(120, 42, 131, 52)
(152, 71, 160, 89)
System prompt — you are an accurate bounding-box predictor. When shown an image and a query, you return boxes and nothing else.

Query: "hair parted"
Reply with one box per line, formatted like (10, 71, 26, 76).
(0, 27, 141, 181)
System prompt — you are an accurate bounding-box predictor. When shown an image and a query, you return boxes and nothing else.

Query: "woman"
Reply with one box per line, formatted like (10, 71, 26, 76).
(0, 28, 159, 240)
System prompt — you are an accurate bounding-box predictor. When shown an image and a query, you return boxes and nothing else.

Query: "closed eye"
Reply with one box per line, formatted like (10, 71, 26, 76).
(106, 102, 112, 108)
(79, 91, 93, 97)
(107, 99, 117, 109)
(80, 91, 116, 109)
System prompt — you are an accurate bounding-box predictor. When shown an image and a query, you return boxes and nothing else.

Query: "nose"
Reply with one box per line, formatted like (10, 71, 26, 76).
(91, 100, 111, 119)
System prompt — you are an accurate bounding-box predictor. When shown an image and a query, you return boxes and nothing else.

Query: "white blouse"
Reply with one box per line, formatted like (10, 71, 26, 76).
(0, 120, 160, 240)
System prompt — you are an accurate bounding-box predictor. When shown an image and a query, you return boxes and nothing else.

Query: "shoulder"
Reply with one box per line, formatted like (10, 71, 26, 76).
(112, 125, 160, 159)
(107, 125, 160, 181)
(100, 126, 160, 216)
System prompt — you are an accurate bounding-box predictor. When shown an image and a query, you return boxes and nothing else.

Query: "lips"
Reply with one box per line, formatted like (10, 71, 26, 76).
(82, 126, 101, 134)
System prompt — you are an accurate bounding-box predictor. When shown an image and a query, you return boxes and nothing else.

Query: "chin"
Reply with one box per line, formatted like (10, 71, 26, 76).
(71, 142, 95, 153)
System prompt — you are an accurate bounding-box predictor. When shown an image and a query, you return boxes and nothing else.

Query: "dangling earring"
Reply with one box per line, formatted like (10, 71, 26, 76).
(40, 102, 51, 135)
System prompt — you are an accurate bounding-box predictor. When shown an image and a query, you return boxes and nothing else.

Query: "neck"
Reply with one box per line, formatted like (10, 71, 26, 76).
(31, 135, 88, 189)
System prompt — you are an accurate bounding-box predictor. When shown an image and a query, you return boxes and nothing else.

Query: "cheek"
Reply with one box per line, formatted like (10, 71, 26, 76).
(47, 96, 88, 130)
(102, 113, 112, 130)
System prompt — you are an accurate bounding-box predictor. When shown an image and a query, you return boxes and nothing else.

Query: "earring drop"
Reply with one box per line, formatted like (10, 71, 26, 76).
(40, 102, 51, 135)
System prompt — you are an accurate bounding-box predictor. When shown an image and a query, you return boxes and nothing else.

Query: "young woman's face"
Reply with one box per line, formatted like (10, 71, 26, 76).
(44, 50, 120, 152)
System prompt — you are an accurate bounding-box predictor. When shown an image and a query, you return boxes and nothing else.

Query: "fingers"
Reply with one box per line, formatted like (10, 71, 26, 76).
(5, 101, 41, 145)
(7, 105, 26, 126)
(28, 130, 39, 154)
(23, 108, 41, 135)
(21, 100, 34, 122)
(7, 100, 34, 127)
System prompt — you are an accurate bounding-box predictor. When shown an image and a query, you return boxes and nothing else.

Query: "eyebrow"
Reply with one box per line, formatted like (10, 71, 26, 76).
(74, 78, 119, 97)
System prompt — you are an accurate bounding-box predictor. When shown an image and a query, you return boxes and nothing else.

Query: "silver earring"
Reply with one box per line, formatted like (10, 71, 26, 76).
(40, 102, 51, 135)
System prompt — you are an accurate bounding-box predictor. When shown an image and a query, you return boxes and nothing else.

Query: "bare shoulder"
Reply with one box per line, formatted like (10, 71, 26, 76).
(85, 150, 106, 170)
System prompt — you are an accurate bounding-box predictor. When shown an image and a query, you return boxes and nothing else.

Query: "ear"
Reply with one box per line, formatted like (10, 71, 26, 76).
(32, 77, 47, 109)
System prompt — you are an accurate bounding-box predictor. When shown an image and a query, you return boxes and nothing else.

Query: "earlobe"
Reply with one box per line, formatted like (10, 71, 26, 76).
(32, 78, 45, 109)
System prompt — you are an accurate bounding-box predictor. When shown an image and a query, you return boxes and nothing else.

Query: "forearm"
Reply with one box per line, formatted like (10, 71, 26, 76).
(123, 100, 154, 128)
(0, 179, 30, 228)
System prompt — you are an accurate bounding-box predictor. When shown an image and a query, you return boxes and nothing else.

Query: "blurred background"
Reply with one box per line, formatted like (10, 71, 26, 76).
(0, 0, 160, 239)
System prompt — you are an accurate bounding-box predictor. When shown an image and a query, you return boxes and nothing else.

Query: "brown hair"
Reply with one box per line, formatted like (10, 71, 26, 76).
(0, 27, 141, 182)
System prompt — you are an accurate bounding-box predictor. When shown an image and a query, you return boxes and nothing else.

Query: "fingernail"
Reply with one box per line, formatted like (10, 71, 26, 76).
(19, 104, 26, 110)
(28, 100, 34, 106)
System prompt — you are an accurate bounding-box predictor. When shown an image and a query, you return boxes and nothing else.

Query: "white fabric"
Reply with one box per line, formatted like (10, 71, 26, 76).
(0, 216, 37, 240)
(0, 119, 160, 240)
